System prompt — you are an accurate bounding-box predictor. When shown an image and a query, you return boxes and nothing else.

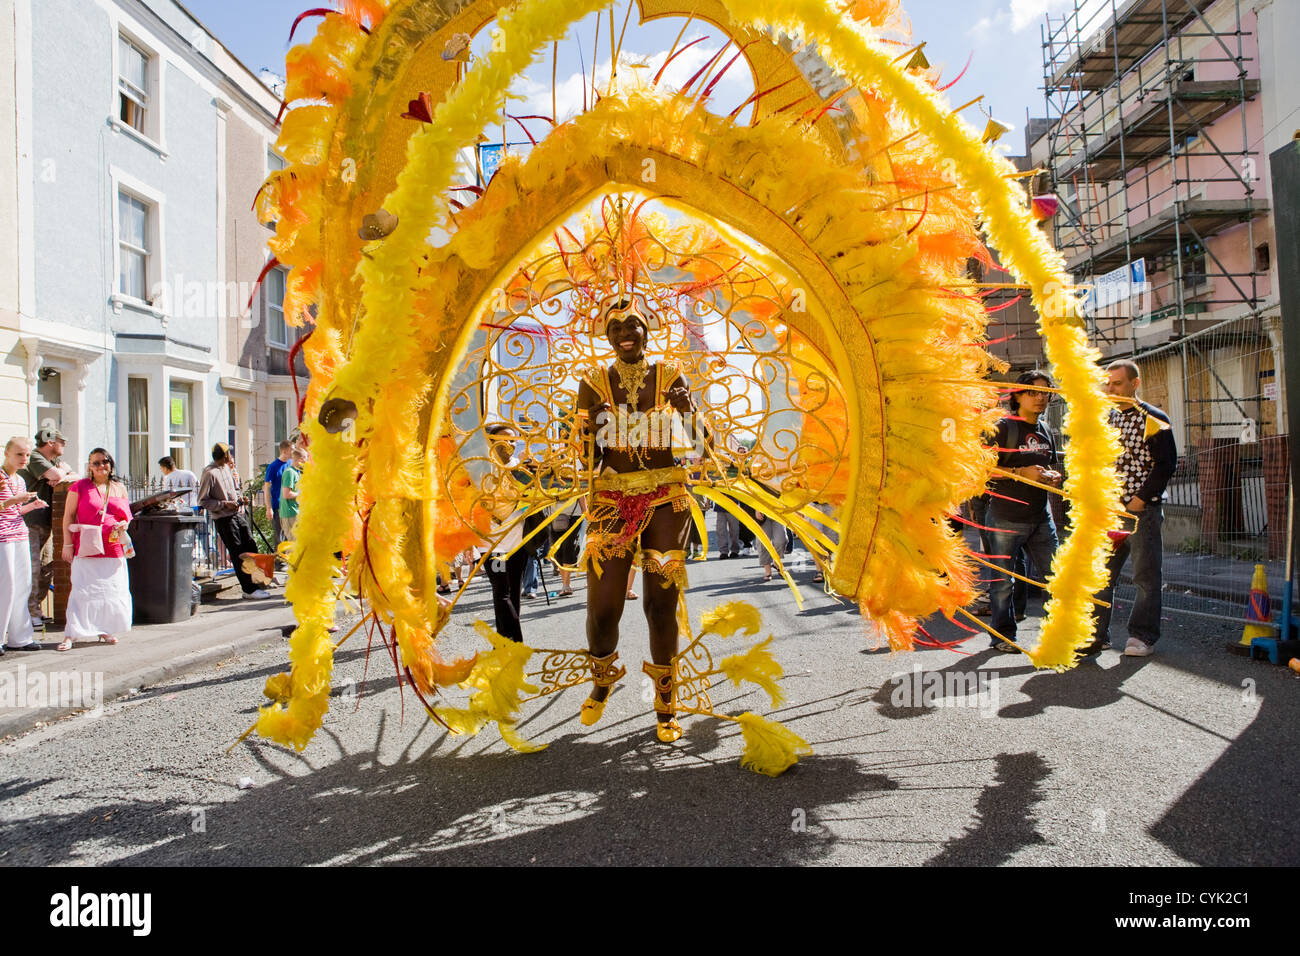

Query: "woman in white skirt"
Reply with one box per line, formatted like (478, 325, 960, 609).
(57, 448, 133, 650)
(1, 436, 51, 654)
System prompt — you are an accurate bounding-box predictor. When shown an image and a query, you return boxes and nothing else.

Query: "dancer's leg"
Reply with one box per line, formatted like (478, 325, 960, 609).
(640, 503, 692, 726)
(585, 544, 634, 704)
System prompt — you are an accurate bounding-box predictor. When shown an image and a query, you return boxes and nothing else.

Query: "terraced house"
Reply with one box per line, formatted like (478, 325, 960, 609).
(0, 0, 306, 483)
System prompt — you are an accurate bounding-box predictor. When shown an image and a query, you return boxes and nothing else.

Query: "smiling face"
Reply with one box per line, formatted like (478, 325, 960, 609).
(88, 452, 112, 480)
(603, 306, 649, 363)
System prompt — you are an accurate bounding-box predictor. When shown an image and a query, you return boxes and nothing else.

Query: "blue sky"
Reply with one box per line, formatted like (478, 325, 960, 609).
(181, 0, 1073, 155)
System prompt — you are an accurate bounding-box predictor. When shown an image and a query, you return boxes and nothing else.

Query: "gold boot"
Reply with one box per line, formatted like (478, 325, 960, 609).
(642, 660, 683, 742)
(580, 651, 626, 726)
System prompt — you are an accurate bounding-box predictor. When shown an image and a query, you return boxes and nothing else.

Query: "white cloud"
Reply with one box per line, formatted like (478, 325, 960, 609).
(1009, 0, 1074, 31)
(506, 39, 753, 126)
(968, 9, 1011, 44)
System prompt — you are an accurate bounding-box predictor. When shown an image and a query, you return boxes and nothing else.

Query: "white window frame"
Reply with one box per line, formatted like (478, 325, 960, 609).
(109, 25, 167, 158)
(127, 376, 150, 481)
(118, 35, 149, 133)
(266, 146, 287, 178)
(264, 147, 288, 231)
(109, 167, 166, 315)
(117, 192, 149, 300)
(264, 266, 289, 349)
(273, 398, 289, 446)
(116, 361, 211, 483)
(167, 380, 196, 473)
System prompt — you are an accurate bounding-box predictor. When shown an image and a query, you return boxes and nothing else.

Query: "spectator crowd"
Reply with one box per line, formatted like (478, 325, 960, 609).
(0, 359, 1176, 658)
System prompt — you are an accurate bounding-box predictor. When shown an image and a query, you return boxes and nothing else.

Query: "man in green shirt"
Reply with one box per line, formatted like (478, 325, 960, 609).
(277, 447, 306, 540)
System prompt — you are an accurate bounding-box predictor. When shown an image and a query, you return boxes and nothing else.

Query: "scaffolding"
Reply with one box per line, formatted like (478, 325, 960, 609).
(1042, 0, 1266, 346)
(1038, 0, 1286, 612)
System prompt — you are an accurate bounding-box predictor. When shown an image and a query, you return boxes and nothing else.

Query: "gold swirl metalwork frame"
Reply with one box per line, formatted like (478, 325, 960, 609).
(435, 192, 852, 552)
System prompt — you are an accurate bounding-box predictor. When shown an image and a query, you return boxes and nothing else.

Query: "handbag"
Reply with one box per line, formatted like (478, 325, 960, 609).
(73, 488, 110, 557)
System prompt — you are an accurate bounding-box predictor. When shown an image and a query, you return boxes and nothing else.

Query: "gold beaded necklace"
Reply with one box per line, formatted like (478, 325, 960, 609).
(613, 356, 649, 402)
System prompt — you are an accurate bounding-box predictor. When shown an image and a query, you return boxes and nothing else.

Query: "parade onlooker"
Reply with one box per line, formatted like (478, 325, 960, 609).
(263, 440, 293, 546)
(158, 456, 198, 508)
(715, 505, 740, 559)
(1088, 359, 1177, 657)
(736, 501, 757, 556)
(58, 448, 133, 650)
(520, 508, 548, 600)
(2, 437, 50, 653)
(810, 501, 836, 583)
(278, 446, 306, 541)
(753, 508, 788, 582)
(548, 497, 583, 596)
(20, 427, 76, 629)
(198, 443, 271, 600)
(985, 370, 1061, 652)
(483, 424, 529, 641)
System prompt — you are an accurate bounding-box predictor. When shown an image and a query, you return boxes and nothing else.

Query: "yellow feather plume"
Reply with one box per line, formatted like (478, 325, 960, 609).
(699, 601, 762, 639)
(719, 637, 787, 707)
(735, 712, 813, 777)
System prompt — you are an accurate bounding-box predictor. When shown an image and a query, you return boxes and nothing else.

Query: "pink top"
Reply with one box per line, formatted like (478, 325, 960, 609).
(0, 470, 28, 543)
(70, 478, 133, 558)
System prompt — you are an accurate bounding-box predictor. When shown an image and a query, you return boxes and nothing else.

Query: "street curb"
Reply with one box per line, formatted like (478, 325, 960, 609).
(0, 603, 296, 740)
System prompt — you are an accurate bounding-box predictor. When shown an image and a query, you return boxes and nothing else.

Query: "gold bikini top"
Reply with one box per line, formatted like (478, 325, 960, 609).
(585, 361, 681, 452)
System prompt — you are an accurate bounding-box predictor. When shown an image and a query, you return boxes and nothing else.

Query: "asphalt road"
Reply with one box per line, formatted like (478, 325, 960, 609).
(2, 554, 1297, 866)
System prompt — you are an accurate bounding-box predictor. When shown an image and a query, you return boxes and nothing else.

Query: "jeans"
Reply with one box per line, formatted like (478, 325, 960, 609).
(1008, 546, 1029, 621)
(986, 515, 1058, 643)
(520, 550, 540, 595)
(1094, 504, 1163, 646)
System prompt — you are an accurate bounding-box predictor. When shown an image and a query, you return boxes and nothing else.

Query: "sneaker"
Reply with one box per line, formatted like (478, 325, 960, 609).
(1123, 637, 1154, 657)
(521, 592, 537, 601)
(242, 589, 273, 600)
(1079, 638, 1109, 656)
(29, 617, 43, 630)
(992, 641, 1020, 653)
(1015, 612, 1027, 622)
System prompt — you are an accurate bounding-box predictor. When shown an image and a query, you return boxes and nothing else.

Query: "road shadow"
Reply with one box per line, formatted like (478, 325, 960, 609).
(0, 713, 894, 866)
(925, 752, 1051, 866)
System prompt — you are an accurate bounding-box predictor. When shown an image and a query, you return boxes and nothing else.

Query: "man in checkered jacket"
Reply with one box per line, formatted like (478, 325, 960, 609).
(1085, 360, 1177, 657)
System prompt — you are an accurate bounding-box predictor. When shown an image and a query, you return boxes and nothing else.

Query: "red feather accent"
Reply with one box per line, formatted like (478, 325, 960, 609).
(728, 77, 797, 119)
(287, 327, 312, 421)
(245, 256, 281, 312)
(288, 8, 335, 44)
(983, 294, 1024, 314)
(937, 52, 973, 91)
(680, 46, 727, 95)
(652, 36, 707, 85)
(803, 86, 852, 124)
(700, 42, 753, 100)
(906, 188, 930, 235)
(506, 114, 538, 146)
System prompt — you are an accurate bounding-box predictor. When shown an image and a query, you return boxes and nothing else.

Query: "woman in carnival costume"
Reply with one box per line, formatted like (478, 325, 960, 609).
(574, 291, 706, 742)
